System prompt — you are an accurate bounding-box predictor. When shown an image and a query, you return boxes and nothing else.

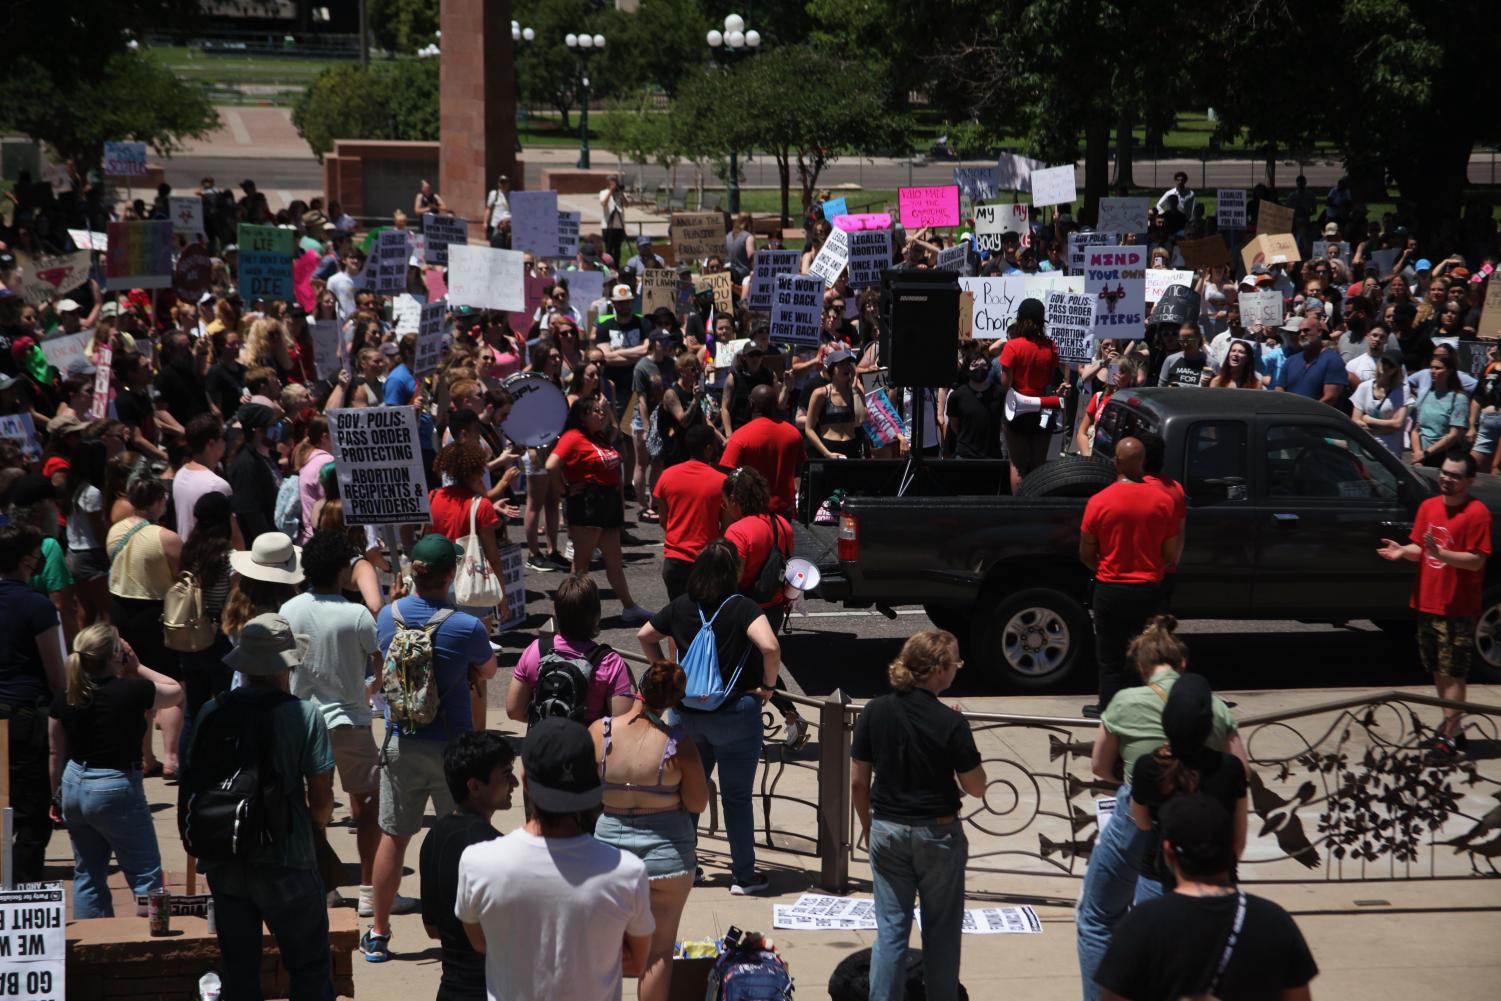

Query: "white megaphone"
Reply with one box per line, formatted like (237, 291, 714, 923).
(783, 558, 821, 600)
(1004, 388, 1044, 422)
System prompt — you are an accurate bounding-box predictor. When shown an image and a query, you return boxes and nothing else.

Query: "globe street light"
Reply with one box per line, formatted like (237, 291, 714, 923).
(511, 22, 535, 152)
(565, 31, 605, 169)
(707, 14, 762, 213)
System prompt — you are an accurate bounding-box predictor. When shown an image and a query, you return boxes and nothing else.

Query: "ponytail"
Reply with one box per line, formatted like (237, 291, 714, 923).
(1126, 614, 1189, 677)
(67, 623, 120, 707)
(887, 629, 959, 692)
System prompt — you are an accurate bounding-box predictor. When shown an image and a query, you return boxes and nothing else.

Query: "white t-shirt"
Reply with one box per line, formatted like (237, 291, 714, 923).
(66, 485, 103, 550)
(487, 188, 511, 228)
(173, 465, 232, 542)
(281, 592, 379, 729)
(328, 271, 356, 319)
(1351, 380, 1407, 456)
(456, 829, 653, 1001)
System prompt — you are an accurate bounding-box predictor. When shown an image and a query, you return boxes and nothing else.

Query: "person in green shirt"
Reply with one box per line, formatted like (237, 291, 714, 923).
(6, 474, 80, 645)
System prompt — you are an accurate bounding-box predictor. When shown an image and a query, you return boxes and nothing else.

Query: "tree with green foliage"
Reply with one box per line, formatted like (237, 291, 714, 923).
(292, 60, 440, 160)
(365, 0, 441, 56)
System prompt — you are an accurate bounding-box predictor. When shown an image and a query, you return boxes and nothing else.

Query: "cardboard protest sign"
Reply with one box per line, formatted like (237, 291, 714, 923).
(1312, 240, 1351, 261)
(422, 214, 468, 266)
(103, 141, 147, 177)
(0, 414, 41, 462)
(1256, 200, 1294, 235)
(846, 229, 892, 288)
(958, 274, 1083, 339)
(898, 185, 960, 229)
(1239, 289, 1283, 328)
(770, 274, 822, 347)
(1097, 197, 1148, 234)
(38, 331, 91, 374)
(496, 544, 527, 631)
(936, 244, 970, 275)
(822, 197, 848, 220)
(508, 190, 560, 258)
(1477, 279, 1501, 341)
(996, 154, 1043, 191)
(329, 407, 432, 526)
(68, 229, 108, 253)
(312, 319, 342, 380)
(748, 249, 801, 311)
(973, 204, 1030, 254)
(235, 223, 297, 300)
(447, 245, 525, 311)
(953, 167, 1001, 201)
(671, 213, 727, 261)
(18, 250, 91, 307)
(1150, 285, 1201, 327)
(832, 213, 893, 232)
(90, 348, 113, 419)
(508, 275, 553, 336)
(105, 221, 173, 289)
(1145, 268, 1195, 304)
(959, 290, 974, 340)
(1029, 165, 1077, 208)
(173, 243, 212, 301)
(413, 299, 449, 375)
(1083, 246, 1146, 340)
(1178, 234, 1231, 270)
(556, 211, 581, 259)
(1045, 290, 1098, 363)
(641, 269, 678, 315)
(1240, 233, 1301, 273)
(168, 195, 204, 238)
(809, 228, 851, 287)
(863, 388, 907, 450)
(701, 271, 734, 315)
(1216, 189, 1247, 229)
(1066, 231, 1121, 274)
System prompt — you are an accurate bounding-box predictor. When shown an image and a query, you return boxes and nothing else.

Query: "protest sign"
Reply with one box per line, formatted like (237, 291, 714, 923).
(496, 544, 527, 631)
(898, 185, 960, 229)
(1066, 231, 1121, 274)
(846, 229, 892, 288)
(173, 243, 212, 301)
(701, 271, 734, 315)
(168, 195, 204, 238)
(822, 197, 848, 220)
(770, 274, 822, 347)
(1239, 289, 1283, 328)
(671, 212, 727, 260)
(748, 249, 802, 311)
(1256, 200, 1294, 235)
(37, 331, 90, 375)
(1083, 246, 1146, 340)
(422, 213, 468, 266)
(832, 212, 893, 232)
(1312, 240, 1351, 261)
(1240, 233, 1301, 273)
(556, 211, 581, 258)
(808, 228, 851, 287)
(953, 166, 1001, 201)
(1150, 285, 1201, 327)
(1145, 268, 1195, 304)
(0, 414, 40, 462)
(509, 190, 560, 258)
(0, 883, 66, 1001)
(105, 221, 172, 289)
(311, 319, 342, 380)
(973, 204, 1031, 253)
(90, 348, 112, 420)
(555, 268, 605, 310)
(958, 274, 1083, 339)
(1477, 279, 1501, 341)
(236, 223, 296, 300)
(329, 407, 432, 526)
(1045, 290, 1098, 363)
(936, 244, 971, 275)
(1216, 189, 1248, 229)
(448, 245, 525, 311)
(1178, 234, 1232, 270)
(1029, 165, 1077, 207)
(67, 230, 108, 253)
(959, 290, 974, 340)
(1097, 197, 1148, 234)
(863, 388, 907, 450)
(414, 299, 448, 375)
(996, 153, 1043, 191)
(103, 141, 147, 178)
(641, 269, 678, 315)
(18, 251, 90, 307)
(508, 275, 553, 336)
(1368, 247, 1401, 277)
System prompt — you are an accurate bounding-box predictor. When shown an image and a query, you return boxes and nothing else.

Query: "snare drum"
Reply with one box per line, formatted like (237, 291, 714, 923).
(501, 372, 569, 447)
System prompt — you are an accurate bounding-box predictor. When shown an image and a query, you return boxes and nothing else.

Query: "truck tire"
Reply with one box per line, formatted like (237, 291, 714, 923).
(971, 586, 1092, 692)
(1472, 586, 1501, 683)
(1015, 455, 1116, 499)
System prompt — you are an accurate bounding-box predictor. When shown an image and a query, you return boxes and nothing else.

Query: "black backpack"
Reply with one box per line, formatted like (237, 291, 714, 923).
(529, 636, 615, 724)
(828, 947, 969, 1001)
(178, 688, 298, 863)
(749, 516, 790, 605)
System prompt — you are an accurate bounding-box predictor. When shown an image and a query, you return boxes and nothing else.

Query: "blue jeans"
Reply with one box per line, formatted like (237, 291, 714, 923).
(60, 761, 163, 919)
(1076, 784, 1155, 1001)
(206, 863, 333, 1001)
(869, 818, 968, 1001)
(679, 693, 764, 883)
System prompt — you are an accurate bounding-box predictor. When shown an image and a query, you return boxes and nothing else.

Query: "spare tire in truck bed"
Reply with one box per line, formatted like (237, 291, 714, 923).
(1015, 455, 1116, 498)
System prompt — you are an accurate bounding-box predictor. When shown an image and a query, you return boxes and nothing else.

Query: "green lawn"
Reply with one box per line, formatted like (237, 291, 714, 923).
(145, 44, 352, 104)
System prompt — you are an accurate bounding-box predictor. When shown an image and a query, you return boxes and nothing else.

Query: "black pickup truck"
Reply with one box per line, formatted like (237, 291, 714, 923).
(802, 388, 1501, 691)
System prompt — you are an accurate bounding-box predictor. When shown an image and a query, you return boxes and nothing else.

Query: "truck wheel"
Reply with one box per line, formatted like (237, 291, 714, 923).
(1015, 455, 1116, 499)
(1472, 587, 1501, 683)
(924, 604, 969, 638)
(971, 587, 1091, 692)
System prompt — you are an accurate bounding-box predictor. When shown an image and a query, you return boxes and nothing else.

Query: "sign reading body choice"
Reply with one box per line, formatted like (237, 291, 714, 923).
(898, 185, 960, 229)
(973, 204, 1030, 254)
(1083, 246, 1146, 340)
(770, 274, 822, 347)
(958, 274, 1083, 339)
(0, 883, 66, 1001)
(329, 407, 432, 527)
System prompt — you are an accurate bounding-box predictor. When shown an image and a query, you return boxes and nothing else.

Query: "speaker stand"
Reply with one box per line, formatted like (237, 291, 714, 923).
(896, 386, 942, 497)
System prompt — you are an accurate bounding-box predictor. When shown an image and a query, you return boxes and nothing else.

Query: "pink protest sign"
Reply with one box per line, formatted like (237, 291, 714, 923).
(424, 268, 449, 302)
(898, 185, 960, 229)
(832, 213, 893, 232)
(508, 275, 551, 336)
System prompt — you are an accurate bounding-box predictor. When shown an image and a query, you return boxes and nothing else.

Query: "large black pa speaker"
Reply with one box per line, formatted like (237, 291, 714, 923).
(880, 269, 960, 388)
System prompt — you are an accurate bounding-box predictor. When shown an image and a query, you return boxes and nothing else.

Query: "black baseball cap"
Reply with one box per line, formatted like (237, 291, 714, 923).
(1160, 793, 1233, 875)
(523, 718, 602, 812)
(1161, 674, 1213, 760)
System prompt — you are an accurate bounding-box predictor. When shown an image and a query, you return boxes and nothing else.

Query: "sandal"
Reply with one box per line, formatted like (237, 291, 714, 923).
(639, 509, 660, 523)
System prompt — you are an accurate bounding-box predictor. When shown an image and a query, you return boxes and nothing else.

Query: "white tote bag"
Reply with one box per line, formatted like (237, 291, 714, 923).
(454, 497, 503, 608)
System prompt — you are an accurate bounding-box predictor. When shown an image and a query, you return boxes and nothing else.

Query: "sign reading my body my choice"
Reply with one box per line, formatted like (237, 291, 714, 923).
(328, 407, 432, 526)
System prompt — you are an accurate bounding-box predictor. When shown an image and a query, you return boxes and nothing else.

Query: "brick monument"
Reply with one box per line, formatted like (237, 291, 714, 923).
(440, 0, 520, 237)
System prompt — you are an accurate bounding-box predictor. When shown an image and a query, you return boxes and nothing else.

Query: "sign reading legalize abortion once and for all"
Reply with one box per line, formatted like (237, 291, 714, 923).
(846, 230, 892, 288)
(808, 228, 850, 287)
(1216, 189, 1248, 229)
(328, 407, 432, 526)
(423, 213, 468, 266)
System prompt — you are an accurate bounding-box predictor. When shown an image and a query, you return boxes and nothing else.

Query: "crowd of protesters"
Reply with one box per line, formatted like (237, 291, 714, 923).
(3, 159, 1492, 999)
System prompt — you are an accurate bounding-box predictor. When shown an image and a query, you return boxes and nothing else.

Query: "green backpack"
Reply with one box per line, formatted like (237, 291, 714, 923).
(381, 604, 455, 734)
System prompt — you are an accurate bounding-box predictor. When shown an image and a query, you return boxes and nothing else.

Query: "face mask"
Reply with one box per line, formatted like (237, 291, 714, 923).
(969, 367, 988, 383)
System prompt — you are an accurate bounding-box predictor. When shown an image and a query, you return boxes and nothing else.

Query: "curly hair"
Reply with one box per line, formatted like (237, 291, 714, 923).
(241, 316, 292, 371)
(722, 465, 771, 516)
(434, 441, 489, 488)
(887, 629, 960, 691)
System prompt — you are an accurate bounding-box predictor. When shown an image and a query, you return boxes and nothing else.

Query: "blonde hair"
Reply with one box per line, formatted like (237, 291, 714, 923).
(887, 629, 959, 691)
(67, 623, 120, 707)
(1127, 614, 1189, 677)
(241, 317, 293, 371)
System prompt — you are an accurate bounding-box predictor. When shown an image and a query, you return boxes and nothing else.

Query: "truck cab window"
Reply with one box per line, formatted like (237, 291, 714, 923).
(1265, 424, 1400, 500)
(1184, 422, 1248, 502)
(1095, 400, 1158, 458)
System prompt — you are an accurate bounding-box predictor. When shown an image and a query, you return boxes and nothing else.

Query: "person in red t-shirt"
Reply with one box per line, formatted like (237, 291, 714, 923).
(721, 385, 805, 515)
(1379, 449, 1493, 761)
(1080, 437, 1182, 714)
(545, 397, 652, 625)
(996, 298, 1070, 492)
(653, 425, 726, 600)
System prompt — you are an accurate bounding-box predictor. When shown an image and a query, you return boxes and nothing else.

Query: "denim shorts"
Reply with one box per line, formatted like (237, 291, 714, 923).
(594, 809, 696, 880)
(1476, 411, 1501, 454)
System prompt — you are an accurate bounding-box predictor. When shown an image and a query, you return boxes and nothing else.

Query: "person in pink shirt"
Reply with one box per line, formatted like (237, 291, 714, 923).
(297, 416, 334, 543)
(172, 415, 235, 545)
(505, 574, 635, 727)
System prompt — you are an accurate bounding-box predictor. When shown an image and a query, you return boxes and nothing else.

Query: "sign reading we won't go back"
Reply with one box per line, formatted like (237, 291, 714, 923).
(0, 884, 65, 1001)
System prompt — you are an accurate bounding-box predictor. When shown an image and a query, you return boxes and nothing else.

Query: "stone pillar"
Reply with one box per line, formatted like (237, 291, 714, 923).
(440, 0, 519, 239)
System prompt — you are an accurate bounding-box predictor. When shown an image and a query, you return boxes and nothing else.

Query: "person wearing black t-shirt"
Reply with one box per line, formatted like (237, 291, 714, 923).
(945, 352, 1004, 458)
(638, 540, 781, 896)
(1095, 794, 1318, 1001)
(419, 731, 516, 1001)
(49, 623, 182, 918)
(227, 404, 282, 545)
(851, 629, 985, 1001)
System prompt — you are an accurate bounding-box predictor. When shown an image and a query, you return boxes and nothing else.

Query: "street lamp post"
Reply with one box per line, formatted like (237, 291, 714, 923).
(707, 14, 761, 214)
(565, 31, 606, 170)
(511, 21, 535, 152)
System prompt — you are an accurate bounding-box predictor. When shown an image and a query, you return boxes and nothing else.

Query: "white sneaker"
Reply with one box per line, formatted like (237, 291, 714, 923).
(357, 889, 420, 918)
(563, 541, 575, 561)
